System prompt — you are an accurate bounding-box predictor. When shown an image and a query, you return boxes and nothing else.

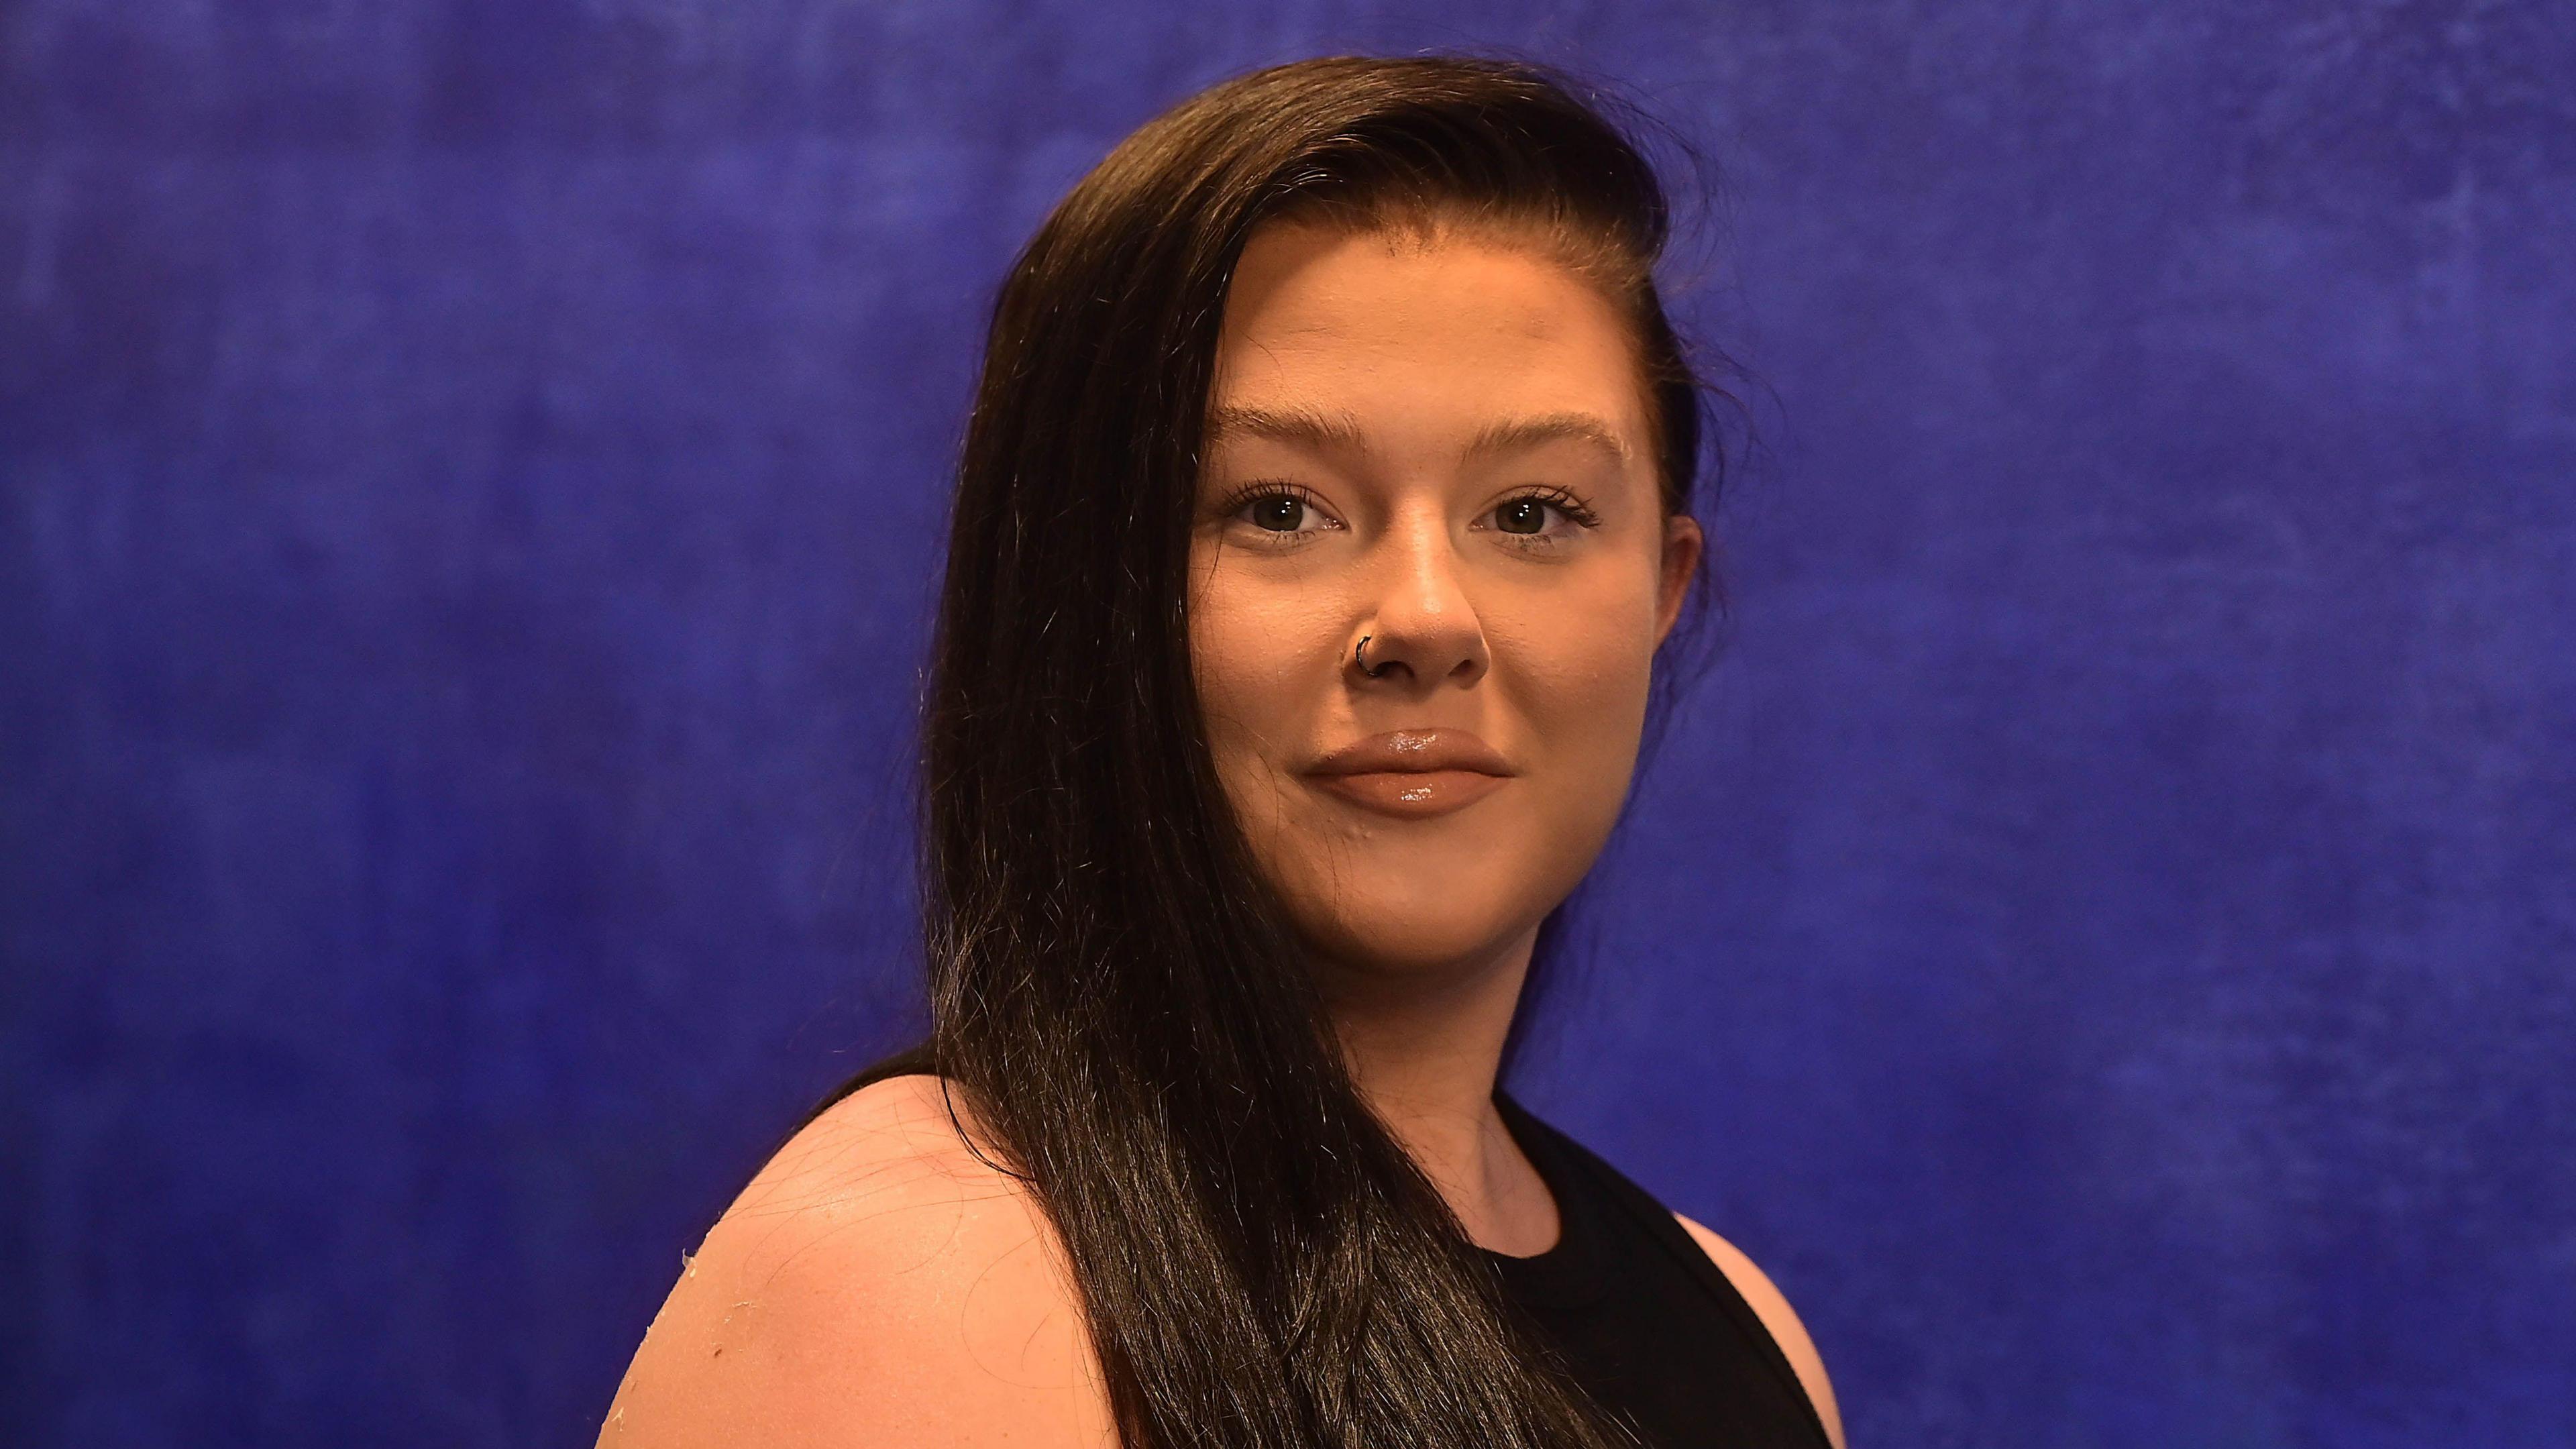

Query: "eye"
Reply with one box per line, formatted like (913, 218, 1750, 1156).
(1477, 488, 1602, 541)
(1248, 494, 1312, 531)
(1223, 484, 1342, 538)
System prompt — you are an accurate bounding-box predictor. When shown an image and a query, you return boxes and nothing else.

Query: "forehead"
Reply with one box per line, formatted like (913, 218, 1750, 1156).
(1208, 222, 1651, 455)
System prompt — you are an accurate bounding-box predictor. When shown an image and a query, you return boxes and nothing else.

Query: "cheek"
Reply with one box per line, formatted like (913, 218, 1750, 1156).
(1480, 584, 1662, 937)
(1495, 575, 1663, 784)
(1187, 544, 1333, 800)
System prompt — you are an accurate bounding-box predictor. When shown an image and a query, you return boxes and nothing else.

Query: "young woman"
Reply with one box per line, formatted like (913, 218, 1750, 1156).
(604, 54, 1844, 1449)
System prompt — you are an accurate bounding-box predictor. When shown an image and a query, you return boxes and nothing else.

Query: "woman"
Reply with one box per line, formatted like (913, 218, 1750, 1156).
(605, 54, 1844, 1449)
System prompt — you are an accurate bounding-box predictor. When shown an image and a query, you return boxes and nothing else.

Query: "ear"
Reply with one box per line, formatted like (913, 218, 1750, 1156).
(1654, 513, 1703, 647)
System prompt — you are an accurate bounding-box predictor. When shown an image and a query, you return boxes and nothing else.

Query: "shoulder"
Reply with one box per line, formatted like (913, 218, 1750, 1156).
(599, 1074, 1114, 1448)
(1672, 1212, 1847, 1449)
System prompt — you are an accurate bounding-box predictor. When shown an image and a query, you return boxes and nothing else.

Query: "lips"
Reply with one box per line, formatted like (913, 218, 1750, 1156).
(1301, 729, 1514, 818)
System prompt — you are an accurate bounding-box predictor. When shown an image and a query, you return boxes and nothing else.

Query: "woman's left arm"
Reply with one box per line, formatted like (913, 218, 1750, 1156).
(1674, 1213, 1847, 1449)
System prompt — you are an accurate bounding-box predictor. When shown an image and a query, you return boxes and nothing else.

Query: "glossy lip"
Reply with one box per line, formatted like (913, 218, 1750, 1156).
(1301, 729, 1515, 819)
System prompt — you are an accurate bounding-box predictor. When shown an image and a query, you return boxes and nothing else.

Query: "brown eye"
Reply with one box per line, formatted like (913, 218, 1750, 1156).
(1250, 495, 1307, 531)
(1495, 498, 1548, 535)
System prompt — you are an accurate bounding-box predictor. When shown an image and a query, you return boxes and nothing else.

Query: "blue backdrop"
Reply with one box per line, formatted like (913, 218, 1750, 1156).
(5, 3, 2571, 1446)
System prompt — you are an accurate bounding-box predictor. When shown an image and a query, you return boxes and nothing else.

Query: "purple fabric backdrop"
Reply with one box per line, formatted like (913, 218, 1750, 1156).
(5, 3, 2571, 1445)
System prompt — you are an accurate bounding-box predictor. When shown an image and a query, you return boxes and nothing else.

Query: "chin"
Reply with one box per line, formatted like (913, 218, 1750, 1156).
(1289, 872, 1557, 983)
(1238, 787, 1624, 984)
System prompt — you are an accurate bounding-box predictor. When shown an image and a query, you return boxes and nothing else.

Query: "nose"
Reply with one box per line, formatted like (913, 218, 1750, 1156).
(1352, 506, 1489, 690)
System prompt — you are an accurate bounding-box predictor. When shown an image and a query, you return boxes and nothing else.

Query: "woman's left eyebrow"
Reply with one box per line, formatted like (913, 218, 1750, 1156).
(1460, 413, 1633, 467)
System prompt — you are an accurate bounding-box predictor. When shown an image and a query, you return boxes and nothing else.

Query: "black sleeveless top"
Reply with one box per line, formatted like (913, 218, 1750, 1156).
(816, 1047, 1831, 1449)
(1484, 1091, 1833, 1448)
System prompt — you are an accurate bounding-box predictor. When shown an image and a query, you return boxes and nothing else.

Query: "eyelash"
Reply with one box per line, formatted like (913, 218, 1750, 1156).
(1216, 480, 1340, 531)
(1214, 482, 1603, 542)
(1493, 485, 1604, 533)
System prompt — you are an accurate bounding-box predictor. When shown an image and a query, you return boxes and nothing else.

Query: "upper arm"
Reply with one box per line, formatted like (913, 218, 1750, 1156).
(600, 1077, 1115, 1448)
(1674, 1213, 1846, 1449)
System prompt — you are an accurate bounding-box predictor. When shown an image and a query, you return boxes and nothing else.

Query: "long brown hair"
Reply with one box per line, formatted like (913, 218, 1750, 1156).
(855, 53, 1731, 1448)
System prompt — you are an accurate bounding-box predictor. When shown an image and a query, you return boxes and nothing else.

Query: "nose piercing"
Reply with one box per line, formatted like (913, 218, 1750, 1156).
(1354, 635, 1390, 678)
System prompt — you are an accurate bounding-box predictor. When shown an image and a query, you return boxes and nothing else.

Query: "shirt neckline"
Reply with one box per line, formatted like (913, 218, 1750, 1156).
(1479, 1093, 1613, 1309)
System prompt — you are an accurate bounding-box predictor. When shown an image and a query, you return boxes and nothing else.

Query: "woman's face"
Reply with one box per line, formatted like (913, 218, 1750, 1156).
(1191, 219, 1700, 994)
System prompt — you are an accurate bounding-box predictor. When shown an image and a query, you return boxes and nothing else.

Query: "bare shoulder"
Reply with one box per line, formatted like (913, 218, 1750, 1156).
(1672, 1212, 1847, 1449)
(600, 1075, 1114, 1448)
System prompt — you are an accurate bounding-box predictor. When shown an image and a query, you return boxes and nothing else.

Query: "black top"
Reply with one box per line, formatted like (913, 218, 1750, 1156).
(814, 1047, 1831, 1449)
(1484, 1091, 1833, 1448)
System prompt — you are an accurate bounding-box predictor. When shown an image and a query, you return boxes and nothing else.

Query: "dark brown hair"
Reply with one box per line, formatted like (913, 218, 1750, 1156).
(851, 52, 1731, 1448)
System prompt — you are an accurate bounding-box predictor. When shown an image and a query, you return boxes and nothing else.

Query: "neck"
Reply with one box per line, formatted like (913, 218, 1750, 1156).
(1316, 923, 1559, 1256)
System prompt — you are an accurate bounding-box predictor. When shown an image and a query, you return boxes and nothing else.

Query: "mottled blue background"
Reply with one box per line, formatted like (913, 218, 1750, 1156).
(5, 3, 2571, 1446)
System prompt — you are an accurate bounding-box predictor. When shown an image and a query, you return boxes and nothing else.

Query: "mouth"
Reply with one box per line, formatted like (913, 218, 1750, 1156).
(1301, 729, 1514, 819)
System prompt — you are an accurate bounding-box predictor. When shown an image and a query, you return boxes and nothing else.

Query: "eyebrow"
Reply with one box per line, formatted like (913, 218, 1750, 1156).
(1207, 403, 1373, 454)
(1461, 411, 1635, 468)
(1207, 405, 1634, 467)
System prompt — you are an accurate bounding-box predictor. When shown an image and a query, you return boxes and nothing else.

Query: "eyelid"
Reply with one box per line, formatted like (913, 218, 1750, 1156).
(1484, 484, 1603, 530)
(1214, 478, 1345, 527)
(1216, 477, 1360, 533)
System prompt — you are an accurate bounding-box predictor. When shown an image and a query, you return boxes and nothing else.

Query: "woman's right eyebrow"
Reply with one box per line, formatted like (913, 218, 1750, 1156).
(1208, 403, 1373, 455)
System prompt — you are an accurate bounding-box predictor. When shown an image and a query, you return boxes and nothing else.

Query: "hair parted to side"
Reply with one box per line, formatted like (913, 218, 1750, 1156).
(869, 53, 1734, 1449)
